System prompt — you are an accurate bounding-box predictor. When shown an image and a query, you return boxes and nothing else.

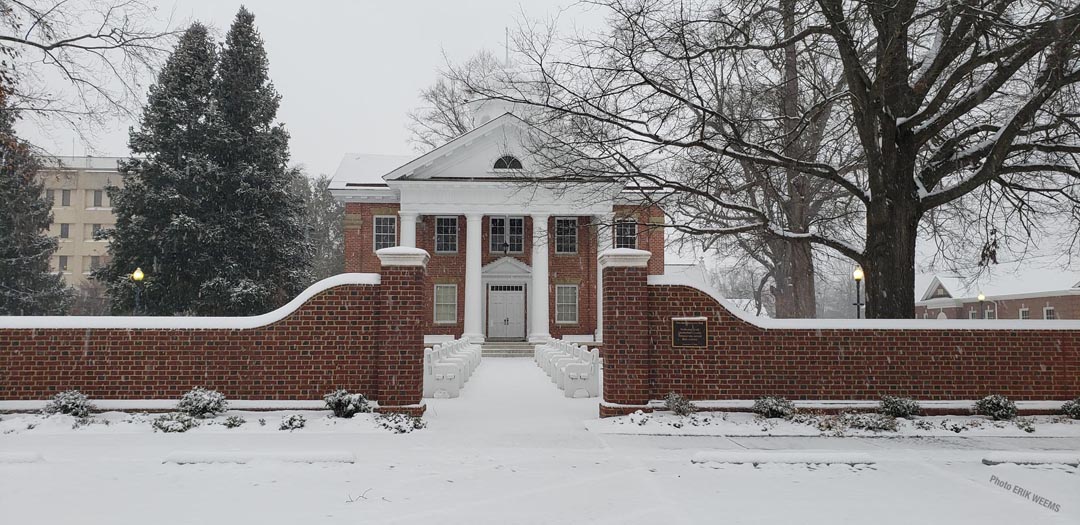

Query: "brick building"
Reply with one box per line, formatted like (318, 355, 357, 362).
(329, 107, 665, 343)
(914, 267, 1080, 320)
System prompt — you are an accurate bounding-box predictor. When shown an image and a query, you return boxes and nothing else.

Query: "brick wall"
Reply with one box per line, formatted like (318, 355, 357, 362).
(915, 295, 1080, 320)
(0, 256, 429, 414)
(601, 262, 1080, 417)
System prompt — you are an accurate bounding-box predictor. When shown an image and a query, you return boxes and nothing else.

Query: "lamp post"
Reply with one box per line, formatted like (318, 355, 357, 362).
(131, 267, 144, 315)
(852, 266, 865, 319)
(978, 292, 986, 319)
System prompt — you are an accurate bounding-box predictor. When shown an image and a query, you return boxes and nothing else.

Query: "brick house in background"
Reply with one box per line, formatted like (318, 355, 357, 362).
(913, 265, 1080, 320)
(329, 106, 665, 343)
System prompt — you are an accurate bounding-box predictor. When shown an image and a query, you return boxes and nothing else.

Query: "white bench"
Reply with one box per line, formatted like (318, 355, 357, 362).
(534, 338, 600, 398)
(423, 338, 483, 398)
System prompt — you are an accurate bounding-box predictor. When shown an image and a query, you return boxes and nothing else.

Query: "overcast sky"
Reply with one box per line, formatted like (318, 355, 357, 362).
(18, 0, 604, 177)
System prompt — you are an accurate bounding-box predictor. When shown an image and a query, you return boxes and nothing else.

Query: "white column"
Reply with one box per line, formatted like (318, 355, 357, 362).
(398, 211, 418, 248)
(462, 213, 485, 342)
(595, 213, 614, 342)
(529, 213, 551, 342)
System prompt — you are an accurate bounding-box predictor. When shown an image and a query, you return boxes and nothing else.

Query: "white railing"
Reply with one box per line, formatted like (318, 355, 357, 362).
(534, 338, 599, 398)
(422, 338, 482, 399)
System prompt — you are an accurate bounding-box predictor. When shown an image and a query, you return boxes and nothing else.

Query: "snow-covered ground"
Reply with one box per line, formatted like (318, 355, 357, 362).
(1, 359, 1077, 524)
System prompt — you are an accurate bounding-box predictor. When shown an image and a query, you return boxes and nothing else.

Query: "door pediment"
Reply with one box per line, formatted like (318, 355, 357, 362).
(482, 256, 532, 278)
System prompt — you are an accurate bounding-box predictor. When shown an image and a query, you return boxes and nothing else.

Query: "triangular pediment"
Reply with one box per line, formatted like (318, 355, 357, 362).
(482, 256, 532, 277)
(920, 276, 954, 301)
(385, 113, 535, 181)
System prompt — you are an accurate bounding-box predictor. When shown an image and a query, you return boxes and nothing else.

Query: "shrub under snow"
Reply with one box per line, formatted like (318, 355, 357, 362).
(223, 415, 246, 429)
(279, 414, 306, 431)
(376, 413, 426, 434)
(664, 392, 698, 417)
(753, 396, 795, 419)
(839, 412, 899, 432)
(152, 413, 199, 433)
(1062, 398, 1080, 420)
(974, 395, 1018, 420)
(878, 396, 921, 418)
(42, 390, 95, 418)
(177, 387, 228, 418)
(323, 389, 371, 418)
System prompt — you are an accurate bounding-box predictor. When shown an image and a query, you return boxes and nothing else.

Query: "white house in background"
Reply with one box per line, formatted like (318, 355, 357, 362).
(914, 263, 1080, 320)
(328, 102, 667, 343)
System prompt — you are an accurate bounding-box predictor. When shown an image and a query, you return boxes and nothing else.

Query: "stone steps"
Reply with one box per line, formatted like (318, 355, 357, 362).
(481, 342, 536, 358)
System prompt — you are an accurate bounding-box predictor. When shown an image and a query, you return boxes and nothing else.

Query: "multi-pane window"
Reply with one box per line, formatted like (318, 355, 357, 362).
(555, 218, 577, 254)
(92, 189, 104, 208)
(614, 219, 637, 249)
(1019, 308, 1030, 320)
(434, 284, 457, 324)
(984, 305, 996, 319)
(373, 216, 397, 251)
(1044, 307, 1057, 320)
(58, 256, 69, 272)
(45, 189, 55, 205)
(59, 223, 70, 239)
(61, 189, 71, 206)
(968, 309, 977, 319)
(489, 217, 524, 254)
(435, 217, 458, 253)
(493, 155, 523, 170)
(555, 285, 579, 323)
(91, 224, 103, 239)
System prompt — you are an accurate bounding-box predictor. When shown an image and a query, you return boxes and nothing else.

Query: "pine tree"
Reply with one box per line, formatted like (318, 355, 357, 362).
(0, 97, 73, 315)
(201, 6, 311, 315)
(97, 23, 222, 315)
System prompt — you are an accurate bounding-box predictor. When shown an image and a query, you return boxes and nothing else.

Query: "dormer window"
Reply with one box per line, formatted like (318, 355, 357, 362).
(493, 155, 523, 170)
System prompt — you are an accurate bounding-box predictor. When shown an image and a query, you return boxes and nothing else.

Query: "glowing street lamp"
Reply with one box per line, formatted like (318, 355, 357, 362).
(852, 266, 865, 319)
(978, 292, 986, 319)
(131, 267, 145, 315)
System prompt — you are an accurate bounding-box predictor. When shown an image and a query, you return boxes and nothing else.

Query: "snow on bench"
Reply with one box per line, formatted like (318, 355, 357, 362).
(534, 338, 600, 398)
(691, 451, 875, 466)
(423, 338, 482, 399)
(981, 453, 1080, 466)
(163, 451, 356, 464)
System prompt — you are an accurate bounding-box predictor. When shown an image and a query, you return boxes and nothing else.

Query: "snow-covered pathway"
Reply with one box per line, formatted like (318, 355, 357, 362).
(1, 358, 1077, 524)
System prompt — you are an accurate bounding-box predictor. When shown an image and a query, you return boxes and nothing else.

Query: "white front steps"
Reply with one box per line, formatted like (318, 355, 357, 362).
(481, 342, 535, 358)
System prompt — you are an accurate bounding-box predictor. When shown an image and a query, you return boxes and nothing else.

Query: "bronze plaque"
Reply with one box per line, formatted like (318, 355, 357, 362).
(671, 318, 708, 348)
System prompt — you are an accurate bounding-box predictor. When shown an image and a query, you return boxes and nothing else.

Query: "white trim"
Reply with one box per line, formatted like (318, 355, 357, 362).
(916, 288, 1080, 306)
(599, 248, 651, 268)
(1044, 306, 1057, 320)
(375, 246, 430, 267)
(614, 218, 637, 249)
(555, 284, 579, 324)
(433, 283, 458, 324)
(433, 215, 459, 254)
(488, 215, 525, 254)
(372, 215, 397, 252)
(648, 272, 1080, 330)
(0, 273, 381, 329)
(554, 217, 578, 254)
(1019, 307, 1029, 320)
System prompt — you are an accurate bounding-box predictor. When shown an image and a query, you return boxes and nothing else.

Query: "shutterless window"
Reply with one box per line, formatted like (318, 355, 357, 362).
(92, 189, 103, 208)
(1044, 307, 1057, 320)
(493, 155, 523, 170)
(45, 189, 55, 205)
(59, 223, 70, 239)
(555, 218, 577, 254)
(984, 305, 996, 320)
(614, 219, 637, 249)
(58, 256, 68, 272)
(89, 256, 101, 270)
(555, 285, 579, 323)
(489, 217, 524, 253)
(435, 217, 458, 253)
(61, 189, 71, 206)
(1019, 308, 1029, 320)
(373, 216, 397, 251)
(91, 224, 103, 239)
(968, 309, 977, 319)
(434, 284, 457, 324)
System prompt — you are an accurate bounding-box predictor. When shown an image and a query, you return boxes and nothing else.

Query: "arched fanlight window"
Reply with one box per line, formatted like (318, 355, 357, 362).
(493, 155, 523, 170)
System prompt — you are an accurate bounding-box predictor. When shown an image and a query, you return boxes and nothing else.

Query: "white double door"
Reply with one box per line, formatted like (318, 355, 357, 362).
(487, 284, 526, 340)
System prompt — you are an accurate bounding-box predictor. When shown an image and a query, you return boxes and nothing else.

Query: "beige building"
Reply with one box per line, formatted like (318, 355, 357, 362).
(36, 156, 125, 290)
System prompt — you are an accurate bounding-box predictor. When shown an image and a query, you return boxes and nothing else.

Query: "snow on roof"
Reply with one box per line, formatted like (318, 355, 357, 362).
(914, 260, 1080, 302)
(329, 153, 415, 190)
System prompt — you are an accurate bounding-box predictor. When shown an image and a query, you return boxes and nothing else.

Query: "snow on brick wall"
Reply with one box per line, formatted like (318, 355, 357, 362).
(600, 265, 1080, 417)
(0, 267, 427, 412)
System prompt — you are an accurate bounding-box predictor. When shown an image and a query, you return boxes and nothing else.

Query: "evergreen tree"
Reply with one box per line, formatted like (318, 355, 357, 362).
(293, 173, 344, 283)
(97, 23, 222, 315)
(0, 97, 73, 315)
(201, 6, 311, 314)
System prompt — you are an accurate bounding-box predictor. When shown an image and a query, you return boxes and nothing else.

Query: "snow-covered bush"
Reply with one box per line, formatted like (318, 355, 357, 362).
(1013, 417, 1036, 433)
(152, 413, 199, 433)
(42, 390, 94, 418)
(323, 389, 371, 418)
(1061, 398, 1080, 419)
(279, 414, 306, 431)
(376, 413, 426, 434)
(753, 396, 795, 419)
(223, 415, 246, 429)
(878, 396, 921, 418)
(176, 387, 228, 418)
(840, 412, 898, 432)
(974, 395, 1017, 420)
(628, 410, 652, 426)
(664, 392, 697, 417)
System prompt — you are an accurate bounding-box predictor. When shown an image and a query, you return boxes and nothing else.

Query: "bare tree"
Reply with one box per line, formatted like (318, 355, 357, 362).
(0, 0, 176, 140)
(456, 0, 1080, 318)
(406, 50, 503, 152)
